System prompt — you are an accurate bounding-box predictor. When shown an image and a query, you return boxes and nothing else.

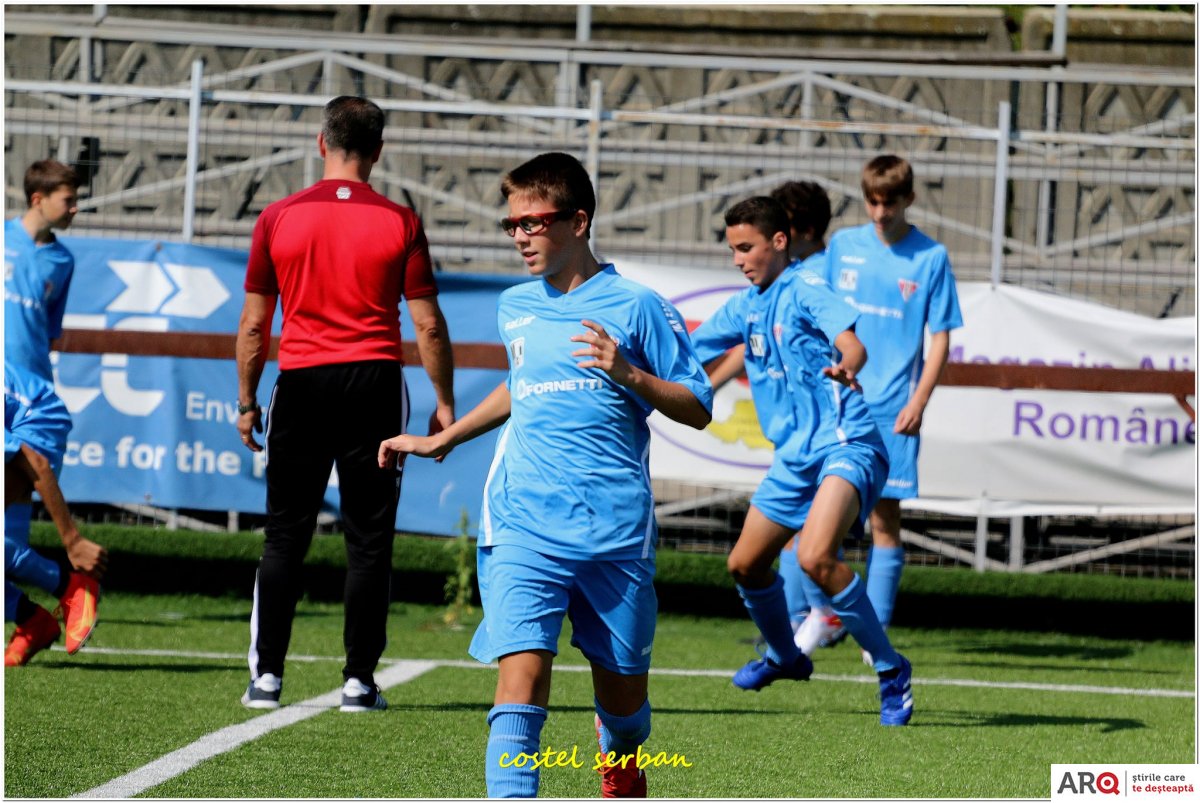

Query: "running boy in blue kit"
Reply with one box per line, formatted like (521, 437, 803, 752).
(825, 155, 963, 649)
(4, 160, 106, 666)
(378, 152, 712, 797)
(690, 196, 912, 726)
(702, 182, 846, 654)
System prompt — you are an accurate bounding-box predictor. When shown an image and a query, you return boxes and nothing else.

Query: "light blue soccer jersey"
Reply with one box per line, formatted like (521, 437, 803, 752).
(4, 217, 75, 383)
(825, 223, 963, 416)
(481, 265, 712, 561)
(692, 259, 879, 459)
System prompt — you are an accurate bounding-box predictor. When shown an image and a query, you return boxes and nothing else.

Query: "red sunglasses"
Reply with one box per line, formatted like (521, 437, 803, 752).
(499, 209, 577, 237)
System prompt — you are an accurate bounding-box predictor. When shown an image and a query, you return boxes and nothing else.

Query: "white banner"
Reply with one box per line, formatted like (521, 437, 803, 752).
(613, 259, 1196, 515)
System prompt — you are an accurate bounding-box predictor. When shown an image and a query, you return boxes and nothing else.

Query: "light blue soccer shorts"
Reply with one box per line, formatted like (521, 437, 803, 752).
(469, 542, 658, 675)
(4, 385, 71, 477)
(751, 440, 888, 532)
(871, 410, 919, 500)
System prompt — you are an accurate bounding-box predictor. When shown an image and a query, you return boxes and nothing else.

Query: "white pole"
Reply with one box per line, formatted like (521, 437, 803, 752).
(974, 493, 990, 573)
(182, 58, 204, 242)
(1008, 515, 1025, 571)
(990, 100, 1011, 288)
(576, 5, 592, 43)
(1036, 5, 1068, 253)
(586, 78, 603, 251)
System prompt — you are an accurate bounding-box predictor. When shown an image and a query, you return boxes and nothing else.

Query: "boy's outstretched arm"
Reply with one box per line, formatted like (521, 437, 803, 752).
(378, 381, 512, 468)
(9, 444, 108, 579)
(705, 345, 747, 392)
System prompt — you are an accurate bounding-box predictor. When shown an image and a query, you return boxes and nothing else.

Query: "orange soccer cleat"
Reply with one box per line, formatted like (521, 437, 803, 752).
(5, 605, 61, 666)
(56, 573, 100, 654)
(595, 715, 647, 798)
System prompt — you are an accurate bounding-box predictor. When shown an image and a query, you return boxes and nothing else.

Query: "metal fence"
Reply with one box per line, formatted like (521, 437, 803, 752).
(5, 13, 1195, 576)
(6, 13, 1194, 317)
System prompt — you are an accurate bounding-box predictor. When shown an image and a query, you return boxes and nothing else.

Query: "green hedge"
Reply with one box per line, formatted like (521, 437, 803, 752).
(30, 523, 1194, 640)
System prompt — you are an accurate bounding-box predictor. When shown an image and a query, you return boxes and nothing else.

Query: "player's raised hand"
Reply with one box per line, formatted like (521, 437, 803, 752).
(823, 361, 863, 393)
(571, 319, 634, 385)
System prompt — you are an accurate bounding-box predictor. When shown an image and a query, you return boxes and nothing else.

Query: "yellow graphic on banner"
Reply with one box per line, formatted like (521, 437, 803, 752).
(705, 399, 771, 450)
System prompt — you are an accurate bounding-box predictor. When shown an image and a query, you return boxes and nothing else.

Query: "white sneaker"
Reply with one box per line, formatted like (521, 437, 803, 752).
(794, 608, 844, 654)
(241, 672, 282, 709)
(340, 677, 387, 712)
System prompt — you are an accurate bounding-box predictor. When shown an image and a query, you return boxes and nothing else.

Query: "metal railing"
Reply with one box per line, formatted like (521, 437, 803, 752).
(5, 12, 1195, 316)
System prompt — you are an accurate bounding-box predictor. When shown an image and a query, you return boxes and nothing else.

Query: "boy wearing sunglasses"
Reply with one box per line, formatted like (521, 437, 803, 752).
(380, 152, 712, 798)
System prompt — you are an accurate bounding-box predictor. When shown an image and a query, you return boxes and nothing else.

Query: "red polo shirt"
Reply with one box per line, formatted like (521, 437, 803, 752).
(244, 179, 437, 370)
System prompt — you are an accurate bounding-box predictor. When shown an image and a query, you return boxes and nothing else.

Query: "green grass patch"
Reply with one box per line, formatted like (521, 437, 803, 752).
(5, 592, 1194, 798)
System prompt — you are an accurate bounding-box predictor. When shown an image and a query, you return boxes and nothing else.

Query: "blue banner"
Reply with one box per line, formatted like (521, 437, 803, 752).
(53, 235, 522, 536)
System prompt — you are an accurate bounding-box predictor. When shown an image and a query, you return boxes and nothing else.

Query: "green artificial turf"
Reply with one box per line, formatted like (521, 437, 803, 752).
(5, 592, 1194, 798)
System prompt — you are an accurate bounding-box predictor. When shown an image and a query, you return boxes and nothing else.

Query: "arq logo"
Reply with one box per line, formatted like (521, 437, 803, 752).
(1056, 770, 1119, 795)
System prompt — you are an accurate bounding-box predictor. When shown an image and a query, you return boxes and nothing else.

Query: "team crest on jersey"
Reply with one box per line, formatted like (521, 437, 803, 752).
(336, 186, 352, 200)
(897, 278, 919, 301)
(509, 337, 525, 369)
(773, 323, 784, 343)
(838, 268, 858, 291)
(748, 333, 766, 357)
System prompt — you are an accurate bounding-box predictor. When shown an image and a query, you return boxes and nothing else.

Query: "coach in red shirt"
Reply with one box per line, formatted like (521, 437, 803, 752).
(235, 95, 455, 713)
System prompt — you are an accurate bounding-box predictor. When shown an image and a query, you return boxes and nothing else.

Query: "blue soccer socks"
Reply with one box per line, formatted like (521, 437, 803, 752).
(737, 573, 804, 665)
(866, 546, 905, 629)
(485, 703, 547, 798)
(594, 697, 651, 758)
(831, 574, 900, 672)
(777, 546, 810, 626)
(5, 503, 62, 598)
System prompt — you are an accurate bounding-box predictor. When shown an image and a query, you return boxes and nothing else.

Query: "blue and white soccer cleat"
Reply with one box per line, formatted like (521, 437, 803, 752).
(878, 654, 913, 726)
(732, 652, 813, 691)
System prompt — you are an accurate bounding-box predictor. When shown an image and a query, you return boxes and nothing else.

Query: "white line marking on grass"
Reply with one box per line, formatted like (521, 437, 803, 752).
(73, 647, 1195, 699)
(72, 660, 437, 799)
(431, 658, 1195, 698)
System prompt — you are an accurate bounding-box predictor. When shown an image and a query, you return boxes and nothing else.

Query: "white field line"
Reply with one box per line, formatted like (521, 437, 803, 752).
(70, 645, 1195, 699)
(73, 659, 438, 799)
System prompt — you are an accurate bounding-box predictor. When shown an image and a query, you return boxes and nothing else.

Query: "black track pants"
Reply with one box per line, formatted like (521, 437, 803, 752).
(247, 360, 409, 686)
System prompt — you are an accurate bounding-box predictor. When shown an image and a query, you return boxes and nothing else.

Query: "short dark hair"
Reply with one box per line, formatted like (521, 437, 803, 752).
(501, 152, 596, 238)
(24, 160, 80, 206)
(862, 154, 914, 201)
(322, 96, 385, 160)
(724, 196, 790, 245)
(770, 180, 831, 243)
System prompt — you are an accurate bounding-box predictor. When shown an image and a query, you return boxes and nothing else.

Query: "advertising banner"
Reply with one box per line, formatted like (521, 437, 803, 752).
(611, 259, 1196, 515)
(46, 240, 1194, 535)
(922, 282, 1195, 513)
(52, 236, 517, 536)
